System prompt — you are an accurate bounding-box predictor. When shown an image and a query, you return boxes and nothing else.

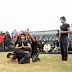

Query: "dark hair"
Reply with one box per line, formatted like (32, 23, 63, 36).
(60, 16, 66, 21)
(6, 31, 8, 33)
(7, 53, 13, 58)
(21, 33, 25, 36)
(20, 33, 26, 40)
(45, 41, 49, 44)
(38, 40, 42, 44)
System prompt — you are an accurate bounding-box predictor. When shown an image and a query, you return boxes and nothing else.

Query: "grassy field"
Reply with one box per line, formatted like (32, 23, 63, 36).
(0, 52, 72, 72)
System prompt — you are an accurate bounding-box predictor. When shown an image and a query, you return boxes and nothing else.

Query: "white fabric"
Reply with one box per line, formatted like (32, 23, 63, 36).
(43, 44, 51, 51)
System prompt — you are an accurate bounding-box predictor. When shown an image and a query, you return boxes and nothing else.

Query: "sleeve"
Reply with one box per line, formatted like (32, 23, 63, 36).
(13, 54, 17, 60)
(17, 41, 20, 45)
(17, 36, 20, 39)
(67, 24, 70, 28)
(26, 40, 28, 44)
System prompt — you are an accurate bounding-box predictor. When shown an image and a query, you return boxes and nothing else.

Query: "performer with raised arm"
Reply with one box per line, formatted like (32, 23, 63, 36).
(26, 29, 40, 62)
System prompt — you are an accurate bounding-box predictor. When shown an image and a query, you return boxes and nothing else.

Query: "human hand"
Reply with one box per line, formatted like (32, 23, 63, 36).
(59, 31, 64, 34)
(22, 43, 25, 48)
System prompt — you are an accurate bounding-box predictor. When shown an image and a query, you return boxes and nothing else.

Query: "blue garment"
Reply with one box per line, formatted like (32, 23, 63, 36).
(12, 30, 17, 36)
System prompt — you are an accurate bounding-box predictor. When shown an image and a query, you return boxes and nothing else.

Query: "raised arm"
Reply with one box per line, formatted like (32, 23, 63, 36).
(27, 31, 36, 42)
(25, 31, 29, 41)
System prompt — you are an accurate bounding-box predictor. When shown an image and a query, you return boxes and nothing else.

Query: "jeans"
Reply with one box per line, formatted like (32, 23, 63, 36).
(68, 41, 72, 49)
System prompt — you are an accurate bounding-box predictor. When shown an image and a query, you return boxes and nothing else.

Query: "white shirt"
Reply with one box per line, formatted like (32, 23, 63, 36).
(43, 44, 51, 51)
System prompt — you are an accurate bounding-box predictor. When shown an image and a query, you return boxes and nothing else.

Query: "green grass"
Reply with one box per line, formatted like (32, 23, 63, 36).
(0, 52, 72, 72)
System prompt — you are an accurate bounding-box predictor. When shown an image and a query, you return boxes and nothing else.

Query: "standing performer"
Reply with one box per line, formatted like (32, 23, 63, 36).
(58, 16, 71, 61)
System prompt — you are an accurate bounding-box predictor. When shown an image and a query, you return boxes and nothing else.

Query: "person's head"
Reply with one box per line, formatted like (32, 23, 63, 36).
(1, 31, 3, 34)
(7, 53, 14, 59)
(2, 33, 5, 36)
(45, 42, 49, 45)
(20, 30, 24, 34)
(38, 41, 42, 45)
(20, 34, 25, 40)
(0, 32, 2, 36)
(12, 35, 14, 38)
(6, 31, 9, 35)
(60, 16, 66, 24)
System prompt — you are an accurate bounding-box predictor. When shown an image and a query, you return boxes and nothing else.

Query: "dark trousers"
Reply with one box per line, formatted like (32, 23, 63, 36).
(0, 42, 3, 48)
(4, 40, 10, 48)
(19, 53, 31, 64)
(13, 49, 31, 64)
(32, 53, 39, 62)
(60, 37, 68, 61)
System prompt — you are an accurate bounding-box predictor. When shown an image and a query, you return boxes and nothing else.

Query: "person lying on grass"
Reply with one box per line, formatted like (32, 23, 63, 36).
(7, 53, 32, 64)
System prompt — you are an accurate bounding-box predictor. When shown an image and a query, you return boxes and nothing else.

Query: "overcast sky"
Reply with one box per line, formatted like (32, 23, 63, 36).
(0, 0, 72, 33)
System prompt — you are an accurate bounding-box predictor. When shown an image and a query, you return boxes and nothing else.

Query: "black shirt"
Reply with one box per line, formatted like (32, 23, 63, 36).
(60, 23, 70, 37)
(17, 40, 28, 47)
(17, 40, 31, 52)
(4, 34, 11, 40)
(38, 44, 44, 50)
(13, 53, 24, 63)
(31, 41, 38, 54)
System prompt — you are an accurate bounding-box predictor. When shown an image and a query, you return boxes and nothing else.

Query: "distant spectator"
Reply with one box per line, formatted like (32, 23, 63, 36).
(68, 33, 72, 50)
(38, 41, 44, 52)
(0, 33, 4, 49)
(4, 31, 11, 49)
(43, 42, 51, 53)
(11, 34, 15, 42)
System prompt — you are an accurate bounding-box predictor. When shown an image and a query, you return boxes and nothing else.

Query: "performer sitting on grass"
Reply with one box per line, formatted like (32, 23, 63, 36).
(26, 29, 40, 62)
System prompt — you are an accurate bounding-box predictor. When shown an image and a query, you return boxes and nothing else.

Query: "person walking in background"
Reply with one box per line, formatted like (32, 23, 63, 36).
(4, 31, 11, 49)
(58, 16, 71, 61)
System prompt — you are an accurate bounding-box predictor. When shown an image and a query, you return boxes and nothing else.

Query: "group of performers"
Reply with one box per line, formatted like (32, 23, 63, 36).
(7, 30, 40, 64)
(7, 16, 71, 64)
